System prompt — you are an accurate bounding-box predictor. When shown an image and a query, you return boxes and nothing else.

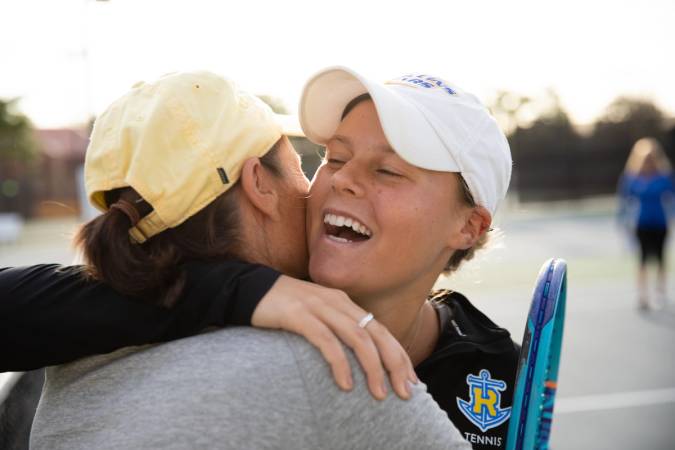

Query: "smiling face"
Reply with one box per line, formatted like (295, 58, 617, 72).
(306, 100, 472, 303)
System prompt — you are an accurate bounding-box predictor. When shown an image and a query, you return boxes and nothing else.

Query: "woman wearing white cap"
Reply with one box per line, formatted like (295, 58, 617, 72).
(298, 68, 518, 449)
(2, 68, 517, 449)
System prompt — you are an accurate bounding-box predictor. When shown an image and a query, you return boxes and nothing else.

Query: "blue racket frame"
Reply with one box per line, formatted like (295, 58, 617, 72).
(506, 258, 567, 450)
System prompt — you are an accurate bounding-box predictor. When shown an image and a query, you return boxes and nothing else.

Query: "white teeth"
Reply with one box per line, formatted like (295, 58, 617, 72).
(327, 235, 350, 243)
(323, 213, 372, 237)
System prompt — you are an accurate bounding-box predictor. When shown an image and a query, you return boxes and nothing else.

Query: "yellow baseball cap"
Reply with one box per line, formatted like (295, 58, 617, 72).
(85, 71, 283, 243)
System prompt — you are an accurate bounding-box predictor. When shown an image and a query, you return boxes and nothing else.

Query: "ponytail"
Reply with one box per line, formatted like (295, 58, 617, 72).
(75, 189, 186, 307)
(75, 137, 286, 307)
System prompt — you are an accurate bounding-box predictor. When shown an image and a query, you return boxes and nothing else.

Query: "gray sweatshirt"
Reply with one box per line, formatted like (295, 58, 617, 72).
(30, 327, 470, 450)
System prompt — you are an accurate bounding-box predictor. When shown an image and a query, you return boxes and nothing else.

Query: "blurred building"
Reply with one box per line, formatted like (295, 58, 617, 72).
(32, 128, 89, 217)
(0, 128, 88, 218)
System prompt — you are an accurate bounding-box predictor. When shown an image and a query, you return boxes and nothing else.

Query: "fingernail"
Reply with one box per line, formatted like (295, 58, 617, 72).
(379, 383, 388, 398)
(344, 375, 353, 391)
(405, 381, 412, 398)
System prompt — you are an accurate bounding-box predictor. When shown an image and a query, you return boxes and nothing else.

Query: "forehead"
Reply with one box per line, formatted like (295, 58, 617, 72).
(327, 99, 464, 195)
(328, 133, 396, 156)
(330, 100, 394, 154)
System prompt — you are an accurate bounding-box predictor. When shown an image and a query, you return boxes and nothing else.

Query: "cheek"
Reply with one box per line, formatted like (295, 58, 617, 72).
(298, 171, 310, 193)
(307, 170, 330, 224)
(279, 183, 308, 239)
(309, 165, 330, 195)
(382, 194, 453, 249)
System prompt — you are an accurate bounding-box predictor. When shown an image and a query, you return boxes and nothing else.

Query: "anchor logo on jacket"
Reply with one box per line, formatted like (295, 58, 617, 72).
(456, 369, 511, 432)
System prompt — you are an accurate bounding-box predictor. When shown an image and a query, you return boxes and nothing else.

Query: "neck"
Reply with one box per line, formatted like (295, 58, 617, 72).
(237, 207, 274, 268)
(353, 276, 441, 365)
(360, 295, 423, 344)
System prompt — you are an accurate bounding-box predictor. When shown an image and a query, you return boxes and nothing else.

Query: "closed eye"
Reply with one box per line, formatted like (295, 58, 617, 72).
(327, 158, 345, 166)
(377, 168, 402, 177)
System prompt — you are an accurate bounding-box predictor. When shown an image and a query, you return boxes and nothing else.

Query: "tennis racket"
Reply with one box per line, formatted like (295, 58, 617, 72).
(505, 258, 567, 450)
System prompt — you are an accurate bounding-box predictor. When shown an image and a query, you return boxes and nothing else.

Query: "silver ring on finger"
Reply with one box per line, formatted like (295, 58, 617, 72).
(358, 312, 374, 329)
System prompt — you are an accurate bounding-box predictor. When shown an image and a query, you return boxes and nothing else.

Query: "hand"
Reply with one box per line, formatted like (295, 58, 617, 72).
(251, 275, 419, 400)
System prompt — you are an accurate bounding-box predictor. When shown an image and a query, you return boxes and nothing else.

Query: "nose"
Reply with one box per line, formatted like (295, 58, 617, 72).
(331, 161, 365, 197)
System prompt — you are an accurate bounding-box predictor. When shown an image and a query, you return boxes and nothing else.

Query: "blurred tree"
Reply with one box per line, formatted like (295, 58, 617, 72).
(492, 92, 671, 201)
(257, 95, 289, 114)
(507, 90, 582, 200)
(591, 97, 665, 153)
(599, 97, 664, 128)
(0, 98, 37, 215)
(490, 90, 532, 135)
(0, 98, 36, 163)
(587, 97, 669, 194)
(511, 98, 578, 153)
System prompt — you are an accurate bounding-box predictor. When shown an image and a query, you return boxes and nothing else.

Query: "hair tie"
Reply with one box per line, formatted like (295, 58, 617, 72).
(110, 199, 141, 226)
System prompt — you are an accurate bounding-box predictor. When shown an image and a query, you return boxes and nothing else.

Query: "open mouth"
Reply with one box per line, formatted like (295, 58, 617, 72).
(323, 213, 372, 243)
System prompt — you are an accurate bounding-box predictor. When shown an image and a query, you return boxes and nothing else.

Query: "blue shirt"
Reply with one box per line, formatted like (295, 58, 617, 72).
(620, 173, 675, 229)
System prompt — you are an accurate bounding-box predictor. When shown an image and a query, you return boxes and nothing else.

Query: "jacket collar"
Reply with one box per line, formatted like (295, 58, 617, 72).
(417, 290, 515, 368)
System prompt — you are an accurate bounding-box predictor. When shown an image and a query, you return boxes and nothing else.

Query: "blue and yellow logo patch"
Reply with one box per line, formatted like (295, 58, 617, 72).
(456, 369, 511, 432)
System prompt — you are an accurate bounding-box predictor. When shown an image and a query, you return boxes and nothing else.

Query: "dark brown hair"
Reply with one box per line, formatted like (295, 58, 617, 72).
(340, 95, 490, 275)
(341, 93, 373, 120)
(75, 139, 285, 308)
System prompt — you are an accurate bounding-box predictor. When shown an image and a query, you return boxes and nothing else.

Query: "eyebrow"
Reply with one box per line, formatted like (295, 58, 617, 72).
(329, 134, 397, 155)
(327, 134, 352, 148)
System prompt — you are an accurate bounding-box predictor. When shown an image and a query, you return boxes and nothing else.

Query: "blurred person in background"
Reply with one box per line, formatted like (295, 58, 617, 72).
(618, 137, 674, 309)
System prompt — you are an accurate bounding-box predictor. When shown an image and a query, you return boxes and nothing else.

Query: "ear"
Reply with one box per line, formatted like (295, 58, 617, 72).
(452, 206, 492, 250)
(239, 157, 282, 222)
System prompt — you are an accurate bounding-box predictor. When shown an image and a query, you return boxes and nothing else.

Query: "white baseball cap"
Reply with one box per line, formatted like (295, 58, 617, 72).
(299, 66, 512, 216)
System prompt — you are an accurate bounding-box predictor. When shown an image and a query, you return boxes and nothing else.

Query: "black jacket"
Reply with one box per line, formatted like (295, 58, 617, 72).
(0, 261, 280, 370)
(0, 263, 518, 449)
(420, 290, 520, 450)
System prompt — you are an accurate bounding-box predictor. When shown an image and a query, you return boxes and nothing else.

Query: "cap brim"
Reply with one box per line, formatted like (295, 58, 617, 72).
(275, 114, 305, 137)
(299, 66, 461, 173)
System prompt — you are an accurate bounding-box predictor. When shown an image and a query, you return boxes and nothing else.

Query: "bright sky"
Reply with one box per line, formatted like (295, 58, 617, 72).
(1, 0, 674, 128)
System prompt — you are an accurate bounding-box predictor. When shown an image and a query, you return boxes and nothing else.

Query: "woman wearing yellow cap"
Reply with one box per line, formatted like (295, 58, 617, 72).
(1, 71, 416, 401)
(3, 68, 519, 449)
